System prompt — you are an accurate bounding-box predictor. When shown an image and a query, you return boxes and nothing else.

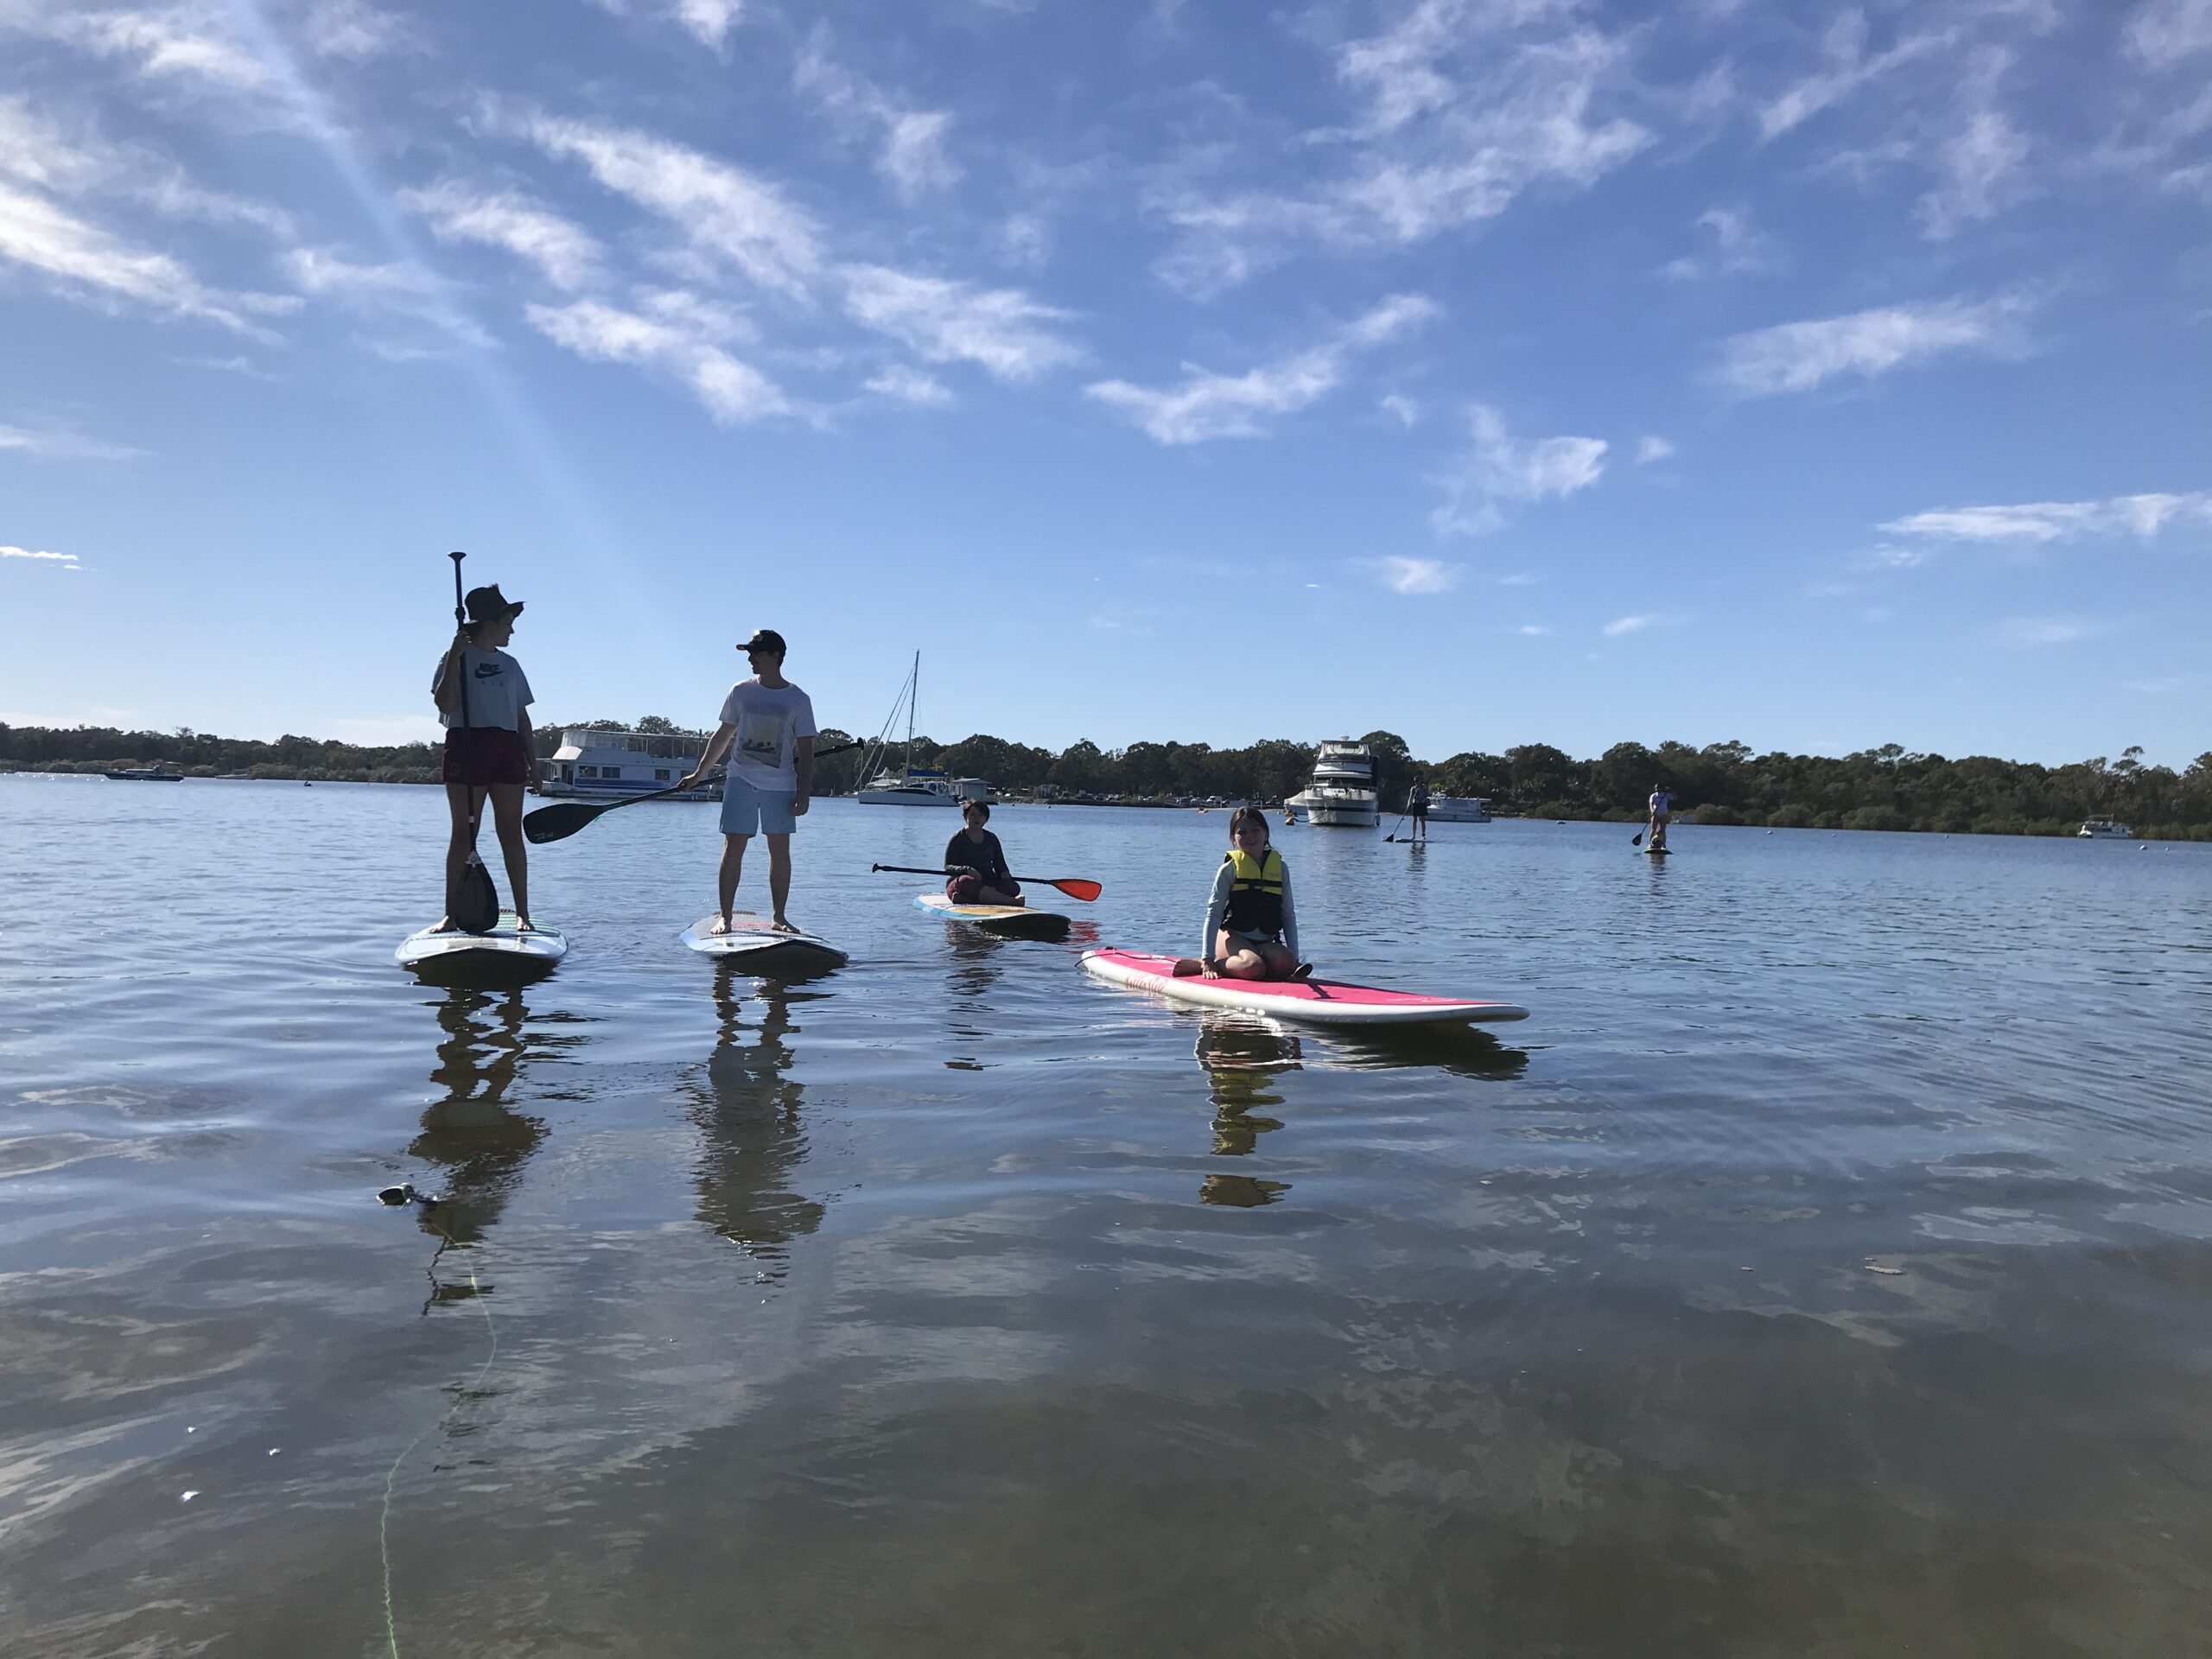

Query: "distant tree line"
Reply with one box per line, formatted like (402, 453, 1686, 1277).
(5, 722, 2207, 839)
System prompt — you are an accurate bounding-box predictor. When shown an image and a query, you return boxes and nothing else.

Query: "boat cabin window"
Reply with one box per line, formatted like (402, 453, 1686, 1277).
(657, 769, 671, 780)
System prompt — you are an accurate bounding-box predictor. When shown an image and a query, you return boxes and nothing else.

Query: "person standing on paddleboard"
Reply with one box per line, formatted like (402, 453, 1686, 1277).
(1193, 805, 1303, 981)
(1407, 772, 1431, 842)
(432, 584, 537, 930)
(945, 798, 1023, 906)
(678, 629, 817, 936)
(1647, 782, 1673, 850)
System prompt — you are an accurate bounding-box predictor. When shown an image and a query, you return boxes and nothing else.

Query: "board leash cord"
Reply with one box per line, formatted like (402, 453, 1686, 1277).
(378, 1222, 499, 1659)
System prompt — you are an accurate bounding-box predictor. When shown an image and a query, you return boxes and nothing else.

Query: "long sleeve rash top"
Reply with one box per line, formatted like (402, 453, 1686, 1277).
(1201, 858, 1299, 963)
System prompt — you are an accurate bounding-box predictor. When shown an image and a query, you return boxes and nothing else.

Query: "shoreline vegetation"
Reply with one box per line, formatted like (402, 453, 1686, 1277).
(4, 722, 2208, 842)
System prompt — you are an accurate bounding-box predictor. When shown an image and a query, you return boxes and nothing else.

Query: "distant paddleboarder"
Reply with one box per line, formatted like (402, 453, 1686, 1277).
(945, 798, 1023, 906)
(1407, 773, 1430, 842)
(678, 629, 817, 936)
(432, 583, 536, 930)
(1647, 782, 1673, 851)
(1186, 805, 1304, 981)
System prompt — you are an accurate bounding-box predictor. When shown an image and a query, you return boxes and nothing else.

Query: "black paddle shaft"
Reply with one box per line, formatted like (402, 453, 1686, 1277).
(445, 550, 499, 933)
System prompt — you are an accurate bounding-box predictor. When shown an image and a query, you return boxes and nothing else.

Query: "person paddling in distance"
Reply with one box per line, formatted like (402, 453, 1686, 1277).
(1647, 780, 1673, 851)
(1407, 772, 1431, 842)
(678, 629, 817, 935)
(432, 583, 537, 929)
(945, 798, 1022, 906)
(1181, 804, 1305, 981)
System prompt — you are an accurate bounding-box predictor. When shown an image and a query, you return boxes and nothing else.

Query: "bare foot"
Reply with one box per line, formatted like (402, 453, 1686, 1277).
(770, 916, 800, 934)
(707, 913, 734, 937)
(514, 915, 537, 933)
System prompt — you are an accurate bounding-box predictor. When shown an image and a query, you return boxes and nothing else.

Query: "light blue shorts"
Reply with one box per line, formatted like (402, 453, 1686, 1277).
(719, 779, 797, 836)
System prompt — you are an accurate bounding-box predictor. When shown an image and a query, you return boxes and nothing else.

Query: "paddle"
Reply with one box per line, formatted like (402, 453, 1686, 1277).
(446, 550, 499, 935)
(524, 740, 862, 844)
(870, 863, 1103, 903)
(1384, 813, 1410, 843)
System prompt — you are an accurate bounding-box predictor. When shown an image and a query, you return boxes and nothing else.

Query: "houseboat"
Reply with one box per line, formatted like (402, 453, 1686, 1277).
(538, 728, 715, 801)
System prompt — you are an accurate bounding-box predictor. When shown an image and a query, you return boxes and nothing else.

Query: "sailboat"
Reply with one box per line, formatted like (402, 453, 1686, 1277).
(856, 652, 995, 806)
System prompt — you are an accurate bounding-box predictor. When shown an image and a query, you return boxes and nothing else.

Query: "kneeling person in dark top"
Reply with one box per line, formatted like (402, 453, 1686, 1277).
(945, 798, 1022, 906)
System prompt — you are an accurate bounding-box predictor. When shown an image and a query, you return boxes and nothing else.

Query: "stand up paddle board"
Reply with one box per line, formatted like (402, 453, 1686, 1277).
(913, 893, 1071, 938)
(1643, 845, 1671, 856)
(1081, 950, 1525, 1028)
(397, 914, 567, 985)
(681, 912, 848, 973)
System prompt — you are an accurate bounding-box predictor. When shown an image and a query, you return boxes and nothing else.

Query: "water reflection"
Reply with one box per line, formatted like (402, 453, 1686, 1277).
(687, 966, 826, 1278)
(944, 929, 1002, 1071)
(1194, 1018, 1299, 1205)
(409, 987, 548, 1243)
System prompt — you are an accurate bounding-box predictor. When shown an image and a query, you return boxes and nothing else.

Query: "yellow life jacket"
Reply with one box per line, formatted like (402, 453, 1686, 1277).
(1222, 848, 1286, 938)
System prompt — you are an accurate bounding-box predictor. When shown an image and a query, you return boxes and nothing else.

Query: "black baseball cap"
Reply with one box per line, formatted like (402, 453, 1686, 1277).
(465, 584, 524, 623)
(741, 628, 786, 656)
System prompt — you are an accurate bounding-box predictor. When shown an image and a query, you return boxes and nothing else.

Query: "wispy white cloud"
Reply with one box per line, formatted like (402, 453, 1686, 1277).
(1635, 434, 1676, 465)
(1086, 294, 1435, 444)
(1603, 613, 1656, 635)
(1714, 295, 2031, 397)
(794, 29, 961, 201)
(1662, 207, 1776, 280)
(2, 543, 79, 566)
(283, 246, 494, 349)
(1154, 8, 1649, 295)
(0, 95, 291, 236)
(672, 0, 744, 49)
(1917, 48, 2029, 239)
(300, 0, 413, 60)
(1377, 555, 1459, 595)
(527, 296, 786, 423)
(1758, 10, 1949, 141)
(864, 365, 953, 407)
(1432, 403, 1607, 535)
(1378, 392, 1420, 429)
(842, 264, 1077, 382)
(0, 422, 145, 460)
(1517, 622, 1550, 635)
(1880, 491, 2212, 543)
(400, 181, 602, 290)
(0, 179, 289, 335)
(497, 108, 822, 300)
(1998, 613, 2115, 646)
(61, 5, 274, 92)
(2125, 0, 2212, 67)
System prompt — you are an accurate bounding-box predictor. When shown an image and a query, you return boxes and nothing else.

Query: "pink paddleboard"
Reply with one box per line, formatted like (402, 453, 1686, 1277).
(1080, 950, 1527, 1027)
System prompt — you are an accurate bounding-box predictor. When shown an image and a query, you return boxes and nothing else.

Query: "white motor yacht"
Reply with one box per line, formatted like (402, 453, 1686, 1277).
(539, 727, 714, 800)
(1289, 740, 1381, 828)
(2077, 819, 2135, 839)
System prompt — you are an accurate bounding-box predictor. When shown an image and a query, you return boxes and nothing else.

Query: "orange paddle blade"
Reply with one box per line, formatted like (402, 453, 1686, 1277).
(1047, 878, 1103, 903)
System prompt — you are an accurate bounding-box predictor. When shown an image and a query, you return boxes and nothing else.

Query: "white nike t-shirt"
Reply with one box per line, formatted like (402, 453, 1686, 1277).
(435, 648, 533, 731)
(717, 680, 817, 791)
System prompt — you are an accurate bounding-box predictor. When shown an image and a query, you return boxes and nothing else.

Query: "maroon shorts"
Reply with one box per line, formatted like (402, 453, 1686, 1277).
(442, 728, 531, 787)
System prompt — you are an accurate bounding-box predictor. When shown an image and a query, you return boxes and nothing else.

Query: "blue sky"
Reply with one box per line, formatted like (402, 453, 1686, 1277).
(2, 0, 2208, 766)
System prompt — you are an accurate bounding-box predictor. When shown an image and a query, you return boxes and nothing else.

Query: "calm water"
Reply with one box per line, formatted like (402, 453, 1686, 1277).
(4, 775, 2211, 1657)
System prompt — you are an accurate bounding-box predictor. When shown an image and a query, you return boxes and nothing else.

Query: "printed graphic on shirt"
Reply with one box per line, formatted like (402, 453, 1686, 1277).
(737, 709, 787, 767)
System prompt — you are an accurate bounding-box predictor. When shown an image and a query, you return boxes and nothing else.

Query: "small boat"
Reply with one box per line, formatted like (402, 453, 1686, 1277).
(103, 767, 183, 782)
(2077, 819, 2134, 839)
(1426, 795, 1490, 823)
(857, 652, 995, 806)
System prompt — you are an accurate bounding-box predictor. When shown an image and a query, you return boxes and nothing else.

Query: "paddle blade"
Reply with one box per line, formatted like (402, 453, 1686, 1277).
(452, 856, 499, 934)
(1047, 878, 1103, 903)
(524, 800, 608, 844)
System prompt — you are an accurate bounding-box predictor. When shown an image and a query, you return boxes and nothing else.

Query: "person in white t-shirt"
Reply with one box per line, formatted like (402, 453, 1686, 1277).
(1647, 783, 1673, 850)
(678, 629, 817, 934)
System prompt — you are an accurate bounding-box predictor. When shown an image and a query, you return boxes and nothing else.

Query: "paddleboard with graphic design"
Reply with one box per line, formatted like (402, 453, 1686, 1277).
(681, 912, 848, 972)
(1080, 950, 1524, 1028)
(397, 913, 567, 984)
(913, 893, 1071, 938)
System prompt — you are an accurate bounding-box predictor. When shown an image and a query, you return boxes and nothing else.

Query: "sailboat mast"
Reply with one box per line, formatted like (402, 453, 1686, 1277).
(904, 651, 918, 779)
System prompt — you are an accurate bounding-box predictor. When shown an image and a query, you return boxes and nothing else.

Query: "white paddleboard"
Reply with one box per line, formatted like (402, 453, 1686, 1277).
(397, 914, 568, 982)
(912, 893, 1071, 937)
(680, 912, 849, 972)
(1081, 950, 1525, 1028)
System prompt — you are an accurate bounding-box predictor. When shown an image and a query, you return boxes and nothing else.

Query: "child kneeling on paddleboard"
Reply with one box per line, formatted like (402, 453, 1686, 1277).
(431, 582, 537, 930)
(945, 798, 1023, 906)
(1192, 805, 1304, 981)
